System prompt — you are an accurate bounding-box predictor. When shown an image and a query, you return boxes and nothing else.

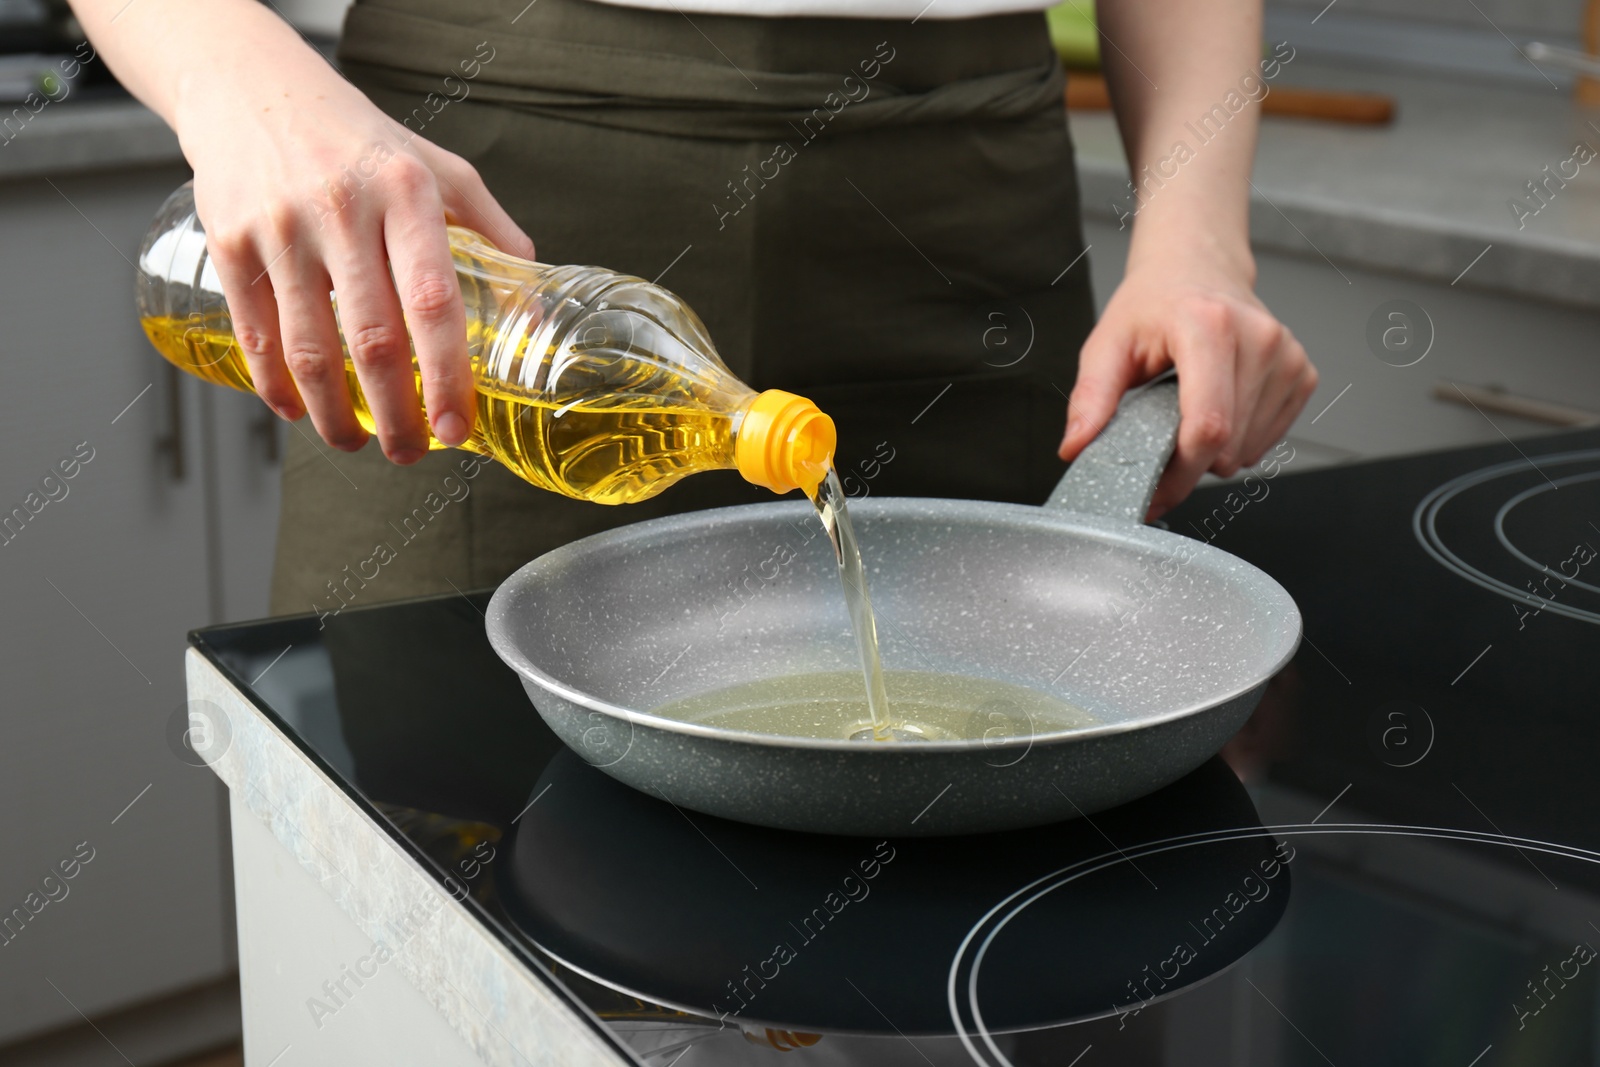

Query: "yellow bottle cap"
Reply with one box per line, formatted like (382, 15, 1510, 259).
(735, 389, 836, 495)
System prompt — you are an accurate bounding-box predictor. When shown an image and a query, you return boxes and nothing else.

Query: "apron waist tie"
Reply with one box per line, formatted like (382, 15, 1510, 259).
(339, 5, 1065, 140)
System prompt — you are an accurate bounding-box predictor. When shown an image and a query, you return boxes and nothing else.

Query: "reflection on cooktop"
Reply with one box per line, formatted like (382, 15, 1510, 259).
(500, 754, 1287, 1038)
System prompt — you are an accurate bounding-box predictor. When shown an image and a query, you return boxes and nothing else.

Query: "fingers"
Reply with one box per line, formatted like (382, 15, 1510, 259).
(269, 248, 369, 451)
(375, 163, 475, 449)
(326, 224, 435, 461)
(1220, 310, 1282, 474)
(1063, 279, 1313, 521)
(424, 145, 536, 259)
(337, 150, 517, 453)
(1251, 369, 1314, 466)
(1149, 304, 1237, 517)
(300, 153, 459, 460)
(1151, 311, 1314, 517)
(1238, 333, 1316, 467)
(1058, 322, 1143, 462)
(206, 231, 302, 420)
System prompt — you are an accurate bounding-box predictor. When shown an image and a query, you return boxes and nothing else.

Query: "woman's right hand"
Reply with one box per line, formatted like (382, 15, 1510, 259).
(161, 5, 533, 462)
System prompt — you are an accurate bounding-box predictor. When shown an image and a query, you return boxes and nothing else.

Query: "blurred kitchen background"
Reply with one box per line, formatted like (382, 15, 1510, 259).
(3, 0, 1600, 1063)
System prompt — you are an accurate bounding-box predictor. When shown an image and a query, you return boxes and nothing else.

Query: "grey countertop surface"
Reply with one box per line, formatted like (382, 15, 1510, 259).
(10, 56, 1600, 309)
(0, 97, 182, 181)
(1071, 56, 1600, 309)
(0, 33, 336, 184)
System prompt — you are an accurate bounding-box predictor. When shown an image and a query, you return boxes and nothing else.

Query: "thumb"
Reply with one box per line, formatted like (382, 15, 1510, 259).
(1058, 326, 1143, 462)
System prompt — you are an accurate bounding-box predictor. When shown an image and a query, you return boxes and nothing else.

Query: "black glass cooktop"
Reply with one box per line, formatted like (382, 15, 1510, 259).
(192, 427, 1600, 1066)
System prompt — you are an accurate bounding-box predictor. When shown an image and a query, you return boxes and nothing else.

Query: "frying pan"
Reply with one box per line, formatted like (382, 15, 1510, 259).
(486, 380, 1300, 836)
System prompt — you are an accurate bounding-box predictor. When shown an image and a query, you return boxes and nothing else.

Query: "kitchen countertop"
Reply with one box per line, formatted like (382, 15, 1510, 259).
(1071, 56, 1600, 308)
(0, 97, 182, 181)
(0, 35, 336, 183)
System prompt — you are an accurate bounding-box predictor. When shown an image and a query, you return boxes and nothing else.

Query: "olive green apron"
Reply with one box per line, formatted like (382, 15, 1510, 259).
(269, 0, 1095, 619)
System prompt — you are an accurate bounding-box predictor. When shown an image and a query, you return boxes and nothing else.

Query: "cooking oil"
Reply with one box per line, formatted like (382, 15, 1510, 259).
(807, 469, 893, 738)
(139, 315, 746, 504)
(139, 314, 256, 393)
(135, 182, 834, 503)
(652, 670, 1093, 743)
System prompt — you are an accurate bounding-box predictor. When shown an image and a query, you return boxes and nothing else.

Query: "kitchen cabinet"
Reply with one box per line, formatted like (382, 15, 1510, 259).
(0, 166, 279, 1057)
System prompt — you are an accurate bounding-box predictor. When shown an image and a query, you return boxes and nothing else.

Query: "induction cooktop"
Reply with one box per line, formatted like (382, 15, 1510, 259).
(192, 426, 1600, 1066)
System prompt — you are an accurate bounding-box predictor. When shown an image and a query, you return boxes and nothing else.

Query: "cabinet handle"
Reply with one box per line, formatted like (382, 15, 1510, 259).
(252, 404, 281, 464)
(155, 361, 186, 480)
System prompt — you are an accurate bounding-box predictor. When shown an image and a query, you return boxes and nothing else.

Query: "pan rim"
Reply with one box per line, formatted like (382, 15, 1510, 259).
(486, 496, 1302, 753)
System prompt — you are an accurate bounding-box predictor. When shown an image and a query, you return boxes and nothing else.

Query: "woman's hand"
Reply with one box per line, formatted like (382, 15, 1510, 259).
(1075, 0, 1318, 518)
(70, 0, 534, 463)
(1057, 253, 1316, 519)
(177, 42, 534, 462)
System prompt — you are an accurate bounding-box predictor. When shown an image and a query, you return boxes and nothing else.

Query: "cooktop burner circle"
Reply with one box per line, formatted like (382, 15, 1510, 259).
(1494, 470, 1600, 598)
(1412, 448, 1600, 625)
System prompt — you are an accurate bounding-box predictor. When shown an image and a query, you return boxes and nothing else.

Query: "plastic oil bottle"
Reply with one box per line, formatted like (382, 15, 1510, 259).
(135, 183, 910, 742)
(134, 183, 834, 503)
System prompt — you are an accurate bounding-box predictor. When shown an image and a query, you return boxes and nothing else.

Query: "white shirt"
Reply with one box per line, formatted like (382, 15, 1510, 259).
(587, 0, 1053, 18)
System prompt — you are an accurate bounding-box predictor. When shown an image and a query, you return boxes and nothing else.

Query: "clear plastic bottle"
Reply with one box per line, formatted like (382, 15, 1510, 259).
(135, 183, 834, 504)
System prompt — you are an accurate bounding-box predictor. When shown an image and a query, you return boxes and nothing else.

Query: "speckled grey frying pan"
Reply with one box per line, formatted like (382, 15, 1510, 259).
(487, 380, 1300, 836)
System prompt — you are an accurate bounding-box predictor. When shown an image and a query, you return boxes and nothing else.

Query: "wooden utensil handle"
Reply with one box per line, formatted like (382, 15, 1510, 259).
(1580, 0, 1600, 106)
(1260, 84, 1395, 124)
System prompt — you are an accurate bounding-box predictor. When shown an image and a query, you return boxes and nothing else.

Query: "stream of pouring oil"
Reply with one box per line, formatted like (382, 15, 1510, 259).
(808, 469, 895, 741)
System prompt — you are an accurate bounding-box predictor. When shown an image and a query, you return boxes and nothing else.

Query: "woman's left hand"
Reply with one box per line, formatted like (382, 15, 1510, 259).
(1057, 253, 1317, 519)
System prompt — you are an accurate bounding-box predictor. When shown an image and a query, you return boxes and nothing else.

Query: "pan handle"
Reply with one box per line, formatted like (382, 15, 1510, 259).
(1044, 374, 1180, 524)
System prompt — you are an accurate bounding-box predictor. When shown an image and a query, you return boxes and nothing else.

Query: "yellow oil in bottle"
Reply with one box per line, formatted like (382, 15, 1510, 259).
(652, 670, 1093, 742)
(139, 314, 741, 505)
(139, 190, 830, 505)
(476, 383, 737, 506)
(140, 314, 256, 393)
